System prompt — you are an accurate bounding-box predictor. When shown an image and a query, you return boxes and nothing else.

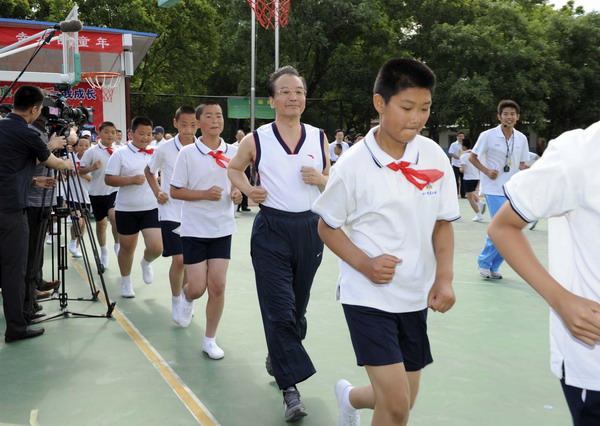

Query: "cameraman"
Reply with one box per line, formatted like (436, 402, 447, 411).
(0, 85, 73, 343)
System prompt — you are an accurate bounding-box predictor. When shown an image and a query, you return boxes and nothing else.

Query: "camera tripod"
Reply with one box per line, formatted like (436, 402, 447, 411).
(33, 149, 115, 322)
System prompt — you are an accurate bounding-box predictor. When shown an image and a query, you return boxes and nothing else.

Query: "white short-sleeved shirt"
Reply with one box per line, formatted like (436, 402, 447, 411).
(80, 144, 118, 196)
(329, 141, 349, 158)
(254, 122, 325, 212)
(504, 120, 600, 391)
(459, 150, 479, 181)
(448, 141, 463, 167)
(147, 135, 187, 222)
(471, 125, 529, 196)
(312, 126, 460, 313)
(170, 138, 237, 239)
(105, 143, 158, 212)
(68, 155, 91, 204)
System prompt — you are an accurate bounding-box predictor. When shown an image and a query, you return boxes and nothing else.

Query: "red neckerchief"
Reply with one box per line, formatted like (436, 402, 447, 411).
(208, 151, 230, 168)
(387, 161, 444, 190)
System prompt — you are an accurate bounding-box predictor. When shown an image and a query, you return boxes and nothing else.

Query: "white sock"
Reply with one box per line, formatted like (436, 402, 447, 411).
(172, 295, 181, 306)
(69, 239, 77, 246)
(343, 386, 356, 411)
(204, 336, 216, 346)
(141, 258, 152, 268)
(101, 246, 108, 255)
(121, 275, 131, 285)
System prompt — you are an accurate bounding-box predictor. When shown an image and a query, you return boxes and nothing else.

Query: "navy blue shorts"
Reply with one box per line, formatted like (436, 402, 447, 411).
(115, 209, 160, 235)
(182, 235, 232, 265)
(561, 366, 600, 425)
(89, 192, 117, 222)
(342, 304, 433, 371)
(160, 220, 182, 257)
(463, 179, 479, 193)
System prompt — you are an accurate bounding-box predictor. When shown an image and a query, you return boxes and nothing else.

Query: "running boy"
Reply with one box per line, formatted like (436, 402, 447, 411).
(79, 122, 120, 268)
(67, 137, 92, 258)
(145, 105, 197, 324)
(170, 102, 242, 358)
(489, 121, 600, 425)
(105, 117, 163, 298)
(312, 58, 460, 426)
(459, 138, 486, 222)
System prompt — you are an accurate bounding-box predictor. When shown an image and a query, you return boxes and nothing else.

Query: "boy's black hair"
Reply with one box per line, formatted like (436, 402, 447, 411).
(457, 131, 465, 136)
(99, 121, 117, 132)
(130, 116, 153, 132)
(267, 65, 307, 97)
(195, 101, 222, 119)
(497, 99, 520, 115)
(175, 105, 196, 121)
(13, 85, 44, 111)
(373, 58, 436, 103)
(335, 129, 343, 134)
(462, 138, 472, 149)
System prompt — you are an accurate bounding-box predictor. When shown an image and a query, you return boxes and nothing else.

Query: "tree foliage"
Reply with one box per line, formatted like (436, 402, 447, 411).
(1, 0, 599, 140)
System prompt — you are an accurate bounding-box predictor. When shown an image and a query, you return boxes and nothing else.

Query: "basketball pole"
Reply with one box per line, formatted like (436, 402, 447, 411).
(250, 1, 256, 132)
(274, 0, 279, 70)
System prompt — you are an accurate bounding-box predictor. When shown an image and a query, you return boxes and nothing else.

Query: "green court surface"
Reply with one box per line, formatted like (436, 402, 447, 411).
(0, 200, 571, 425)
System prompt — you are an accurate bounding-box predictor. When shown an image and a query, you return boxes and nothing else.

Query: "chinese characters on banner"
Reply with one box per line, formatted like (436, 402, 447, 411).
(0, 28, 122, 53)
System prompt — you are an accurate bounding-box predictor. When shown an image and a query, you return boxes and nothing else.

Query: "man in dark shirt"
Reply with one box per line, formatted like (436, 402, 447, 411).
(0, 85, 73, 343)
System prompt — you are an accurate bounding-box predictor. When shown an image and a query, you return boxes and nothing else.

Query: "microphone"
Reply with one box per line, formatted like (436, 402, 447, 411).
(53, 20, 83, 33)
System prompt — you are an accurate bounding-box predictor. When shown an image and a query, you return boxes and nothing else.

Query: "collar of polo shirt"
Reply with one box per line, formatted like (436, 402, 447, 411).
(195, 138, 228, 155)
(364, 126, 419, 168)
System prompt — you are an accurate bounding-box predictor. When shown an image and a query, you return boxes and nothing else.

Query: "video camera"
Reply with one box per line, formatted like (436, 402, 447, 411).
(42, 88, 94, 147)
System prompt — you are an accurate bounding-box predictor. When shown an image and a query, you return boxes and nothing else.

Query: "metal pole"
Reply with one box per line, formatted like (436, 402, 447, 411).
(250, 1, 256, 131)
(274, 0, 279, 71)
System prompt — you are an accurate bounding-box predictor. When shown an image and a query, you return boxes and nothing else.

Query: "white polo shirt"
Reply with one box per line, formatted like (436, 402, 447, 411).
(504, 120, 600, 391)
(471, 125, 529, 196)
(170, 138, 237, 239)
(68, 155, 91, 204)
(147, 135, 187, 223)
(80, 143, 118, 196)
(254, 122, 325, 212)
(459, 150, 479, 181)
(448, 140, 463, 167)
(329, 141, 349, 158)
(105, 143, 158, 212)
(312, 126, 460, 313)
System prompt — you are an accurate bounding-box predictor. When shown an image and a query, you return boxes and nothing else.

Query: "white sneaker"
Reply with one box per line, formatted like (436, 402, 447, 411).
(479, 267, 492, 279)
(140, 259, 154, 284)
(472, 214, 483, 222)
(335, 379, 360, 426)
(46, 233, 53, 245)
(172, 298, 181, 326)
(68, 241, 78, 256)
(178, 297, 195, 327)
(490, 270, 503, 279)
(101, 253, 109, 269)
(121, 280, 135, 298)
(203, 341, 225, 360)
(73, 246, 82, 258)
(478, 201, 487, 215)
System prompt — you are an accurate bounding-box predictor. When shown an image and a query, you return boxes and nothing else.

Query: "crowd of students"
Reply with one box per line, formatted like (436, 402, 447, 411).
(4, 57, 599, 425)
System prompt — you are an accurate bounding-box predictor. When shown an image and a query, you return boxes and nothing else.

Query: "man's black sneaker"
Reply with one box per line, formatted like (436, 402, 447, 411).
(283, 388, 308, 423)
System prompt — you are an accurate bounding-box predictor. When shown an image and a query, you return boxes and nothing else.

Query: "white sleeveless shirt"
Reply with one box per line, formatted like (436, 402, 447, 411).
(254, 122, 325, 212)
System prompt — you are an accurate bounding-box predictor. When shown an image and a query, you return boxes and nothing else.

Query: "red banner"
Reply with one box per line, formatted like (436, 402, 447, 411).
(1, 81, 104, 128)
(0, 28, 122, 53)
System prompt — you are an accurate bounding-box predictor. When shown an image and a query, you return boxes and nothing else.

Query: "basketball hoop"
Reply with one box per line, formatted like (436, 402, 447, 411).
(247, 0, 291, 29)
(81, 72, 122, 103)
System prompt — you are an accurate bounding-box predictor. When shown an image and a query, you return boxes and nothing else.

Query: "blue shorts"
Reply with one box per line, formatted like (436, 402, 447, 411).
(160, 220, 182, 257)
(89, 192, 117, 222)
(182, 235, 232, 265)
(342, 304, 432, 371)
(115, 209, 160, 235)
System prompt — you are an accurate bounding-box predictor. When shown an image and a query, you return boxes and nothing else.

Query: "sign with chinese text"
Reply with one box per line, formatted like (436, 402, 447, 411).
(0, 28, 122, 53)
(227, 97, 275, 119)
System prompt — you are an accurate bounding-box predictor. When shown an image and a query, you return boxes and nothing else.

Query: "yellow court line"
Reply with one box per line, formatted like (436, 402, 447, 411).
(72, 262, 219, 425)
